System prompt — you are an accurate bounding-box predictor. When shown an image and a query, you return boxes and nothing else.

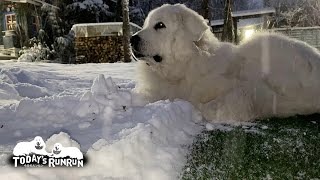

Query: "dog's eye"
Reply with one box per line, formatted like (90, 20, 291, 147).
(154, 22, 166, 30)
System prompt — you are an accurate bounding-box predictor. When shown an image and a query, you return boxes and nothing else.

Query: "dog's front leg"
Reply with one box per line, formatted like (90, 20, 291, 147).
(199, 87, 256, 123)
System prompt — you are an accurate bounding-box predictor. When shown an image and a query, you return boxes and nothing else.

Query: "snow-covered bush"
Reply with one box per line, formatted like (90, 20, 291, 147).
(67, 0, 114, 23)
(266, 0, 320, 27)
(18, 28, 76, 63)
(18, 29, 54, 62)
(129, 7, 145, 26)
(18, 42, 52, 62)
(41, 3, 64, 47)
(52, 30, 76, 64)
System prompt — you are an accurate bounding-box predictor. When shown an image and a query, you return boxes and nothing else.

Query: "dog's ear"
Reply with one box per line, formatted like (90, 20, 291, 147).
(175, 4, 209, 42)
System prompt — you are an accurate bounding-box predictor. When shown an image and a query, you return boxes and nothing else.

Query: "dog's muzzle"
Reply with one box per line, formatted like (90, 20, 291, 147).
(130, 34, 163, 63)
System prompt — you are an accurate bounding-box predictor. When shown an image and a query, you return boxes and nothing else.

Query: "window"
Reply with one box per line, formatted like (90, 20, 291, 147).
(5, 14, 16, 31)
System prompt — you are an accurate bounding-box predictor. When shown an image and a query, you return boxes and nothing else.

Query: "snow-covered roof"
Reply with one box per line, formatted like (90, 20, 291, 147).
(211, 17, 263, 28)
(210, 19, 224, 26)
(238, 17, 263, 28)
(210, 7, 274, 28)
(5, 0, 59, 9)
(232, 7, 275, 18)
(72, 22, 142, 37)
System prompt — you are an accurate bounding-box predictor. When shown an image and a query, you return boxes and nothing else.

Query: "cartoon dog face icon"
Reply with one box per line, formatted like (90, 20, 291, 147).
(52, 143, 62, 155)
(34, 136, 45, 150)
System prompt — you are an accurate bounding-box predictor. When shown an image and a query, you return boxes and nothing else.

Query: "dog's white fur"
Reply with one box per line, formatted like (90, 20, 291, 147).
(134, 4, 320, 122)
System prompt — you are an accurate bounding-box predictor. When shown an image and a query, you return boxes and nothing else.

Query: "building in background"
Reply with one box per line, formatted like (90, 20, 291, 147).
(0, 0, 57, 58)
(211, 7, 275, 44)
(72, 22, 141, 63)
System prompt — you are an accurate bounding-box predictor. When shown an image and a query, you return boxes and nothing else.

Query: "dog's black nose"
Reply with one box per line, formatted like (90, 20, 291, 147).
(130, 35, 141, 49)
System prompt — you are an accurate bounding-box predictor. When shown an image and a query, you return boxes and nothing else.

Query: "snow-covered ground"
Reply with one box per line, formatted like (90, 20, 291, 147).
(0, 60, 203, 180)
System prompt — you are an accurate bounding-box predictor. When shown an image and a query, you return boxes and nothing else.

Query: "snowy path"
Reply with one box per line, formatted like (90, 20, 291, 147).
(0, 61, 203, 180)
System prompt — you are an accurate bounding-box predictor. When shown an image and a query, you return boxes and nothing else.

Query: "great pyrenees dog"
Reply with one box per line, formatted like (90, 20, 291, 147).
(131, 4, 320, 123)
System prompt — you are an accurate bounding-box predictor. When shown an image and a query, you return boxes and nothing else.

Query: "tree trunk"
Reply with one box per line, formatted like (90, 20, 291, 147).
(122, 0, 131, 62)
(221, 0, 234, 43)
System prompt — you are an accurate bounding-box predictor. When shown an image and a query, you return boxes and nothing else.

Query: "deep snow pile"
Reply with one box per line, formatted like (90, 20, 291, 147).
(0, 67, 50, 106)
(0, 61, 203, 180)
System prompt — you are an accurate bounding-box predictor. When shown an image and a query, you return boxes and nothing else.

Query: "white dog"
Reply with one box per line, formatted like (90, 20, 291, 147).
(52, 143, 83, 159)
(13, 136, 48, 156)
(131, 4, 320, 123)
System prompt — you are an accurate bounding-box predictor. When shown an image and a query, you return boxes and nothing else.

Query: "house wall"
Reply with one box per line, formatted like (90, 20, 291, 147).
(19, 10, 29, 42)
(19, 4, 41, 43)
(0, 16, 3, 45)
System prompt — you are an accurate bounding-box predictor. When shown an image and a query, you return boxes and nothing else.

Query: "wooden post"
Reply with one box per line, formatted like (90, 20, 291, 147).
(233, 18, 238, 44)
(222, 0, 233, 42)
(122, 0, 131, 62)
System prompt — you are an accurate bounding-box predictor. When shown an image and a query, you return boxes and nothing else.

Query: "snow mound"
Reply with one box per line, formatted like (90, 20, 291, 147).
(45, 132, 80, 153)
(14, 83, 48, 98)
(0, 73, 203, 180)
(0, 82, 20, 101)
(75, 74, 132, 118)
(81, 100, 202, 180)
(0, 68, 50, 101)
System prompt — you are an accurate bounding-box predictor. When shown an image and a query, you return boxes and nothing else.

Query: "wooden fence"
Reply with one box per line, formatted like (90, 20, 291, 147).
(270, 27, 320, 50)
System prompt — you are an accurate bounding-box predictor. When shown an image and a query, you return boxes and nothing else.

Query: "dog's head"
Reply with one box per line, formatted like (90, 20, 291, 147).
(33, 136, 45, 150)
(131, 4, 209, 80)
(52, 143, 62, 154)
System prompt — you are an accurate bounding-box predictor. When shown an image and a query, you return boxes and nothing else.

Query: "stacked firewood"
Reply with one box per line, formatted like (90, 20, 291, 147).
(75, 36, 124, 63)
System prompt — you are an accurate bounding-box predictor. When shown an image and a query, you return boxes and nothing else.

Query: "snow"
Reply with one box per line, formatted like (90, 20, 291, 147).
(18, 43, 52, 62)
(205, 123, 234, 132)
(231, 7, 276, 18)
(72, 22, 142, 37)
(210, 19, 224, 27)
(69, 0, 113, 16)
(238, 17, 264, 28)
(211, 17, 264, 28)
(0, 61, 203, 180)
